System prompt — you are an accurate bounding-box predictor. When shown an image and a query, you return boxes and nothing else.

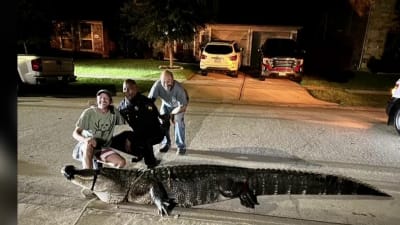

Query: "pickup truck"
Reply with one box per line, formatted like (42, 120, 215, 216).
(258, 38, 304, 82)
(17, 54, 76, 86)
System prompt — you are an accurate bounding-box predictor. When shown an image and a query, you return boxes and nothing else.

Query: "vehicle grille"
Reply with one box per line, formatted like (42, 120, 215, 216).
(272, 59, 296, 68)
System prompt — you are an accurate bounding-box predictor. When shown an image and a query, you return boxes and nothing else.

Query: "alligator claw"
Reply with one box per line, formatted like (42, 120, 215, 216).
(155, 200, 170, 216)
(239, 190, 259, 208)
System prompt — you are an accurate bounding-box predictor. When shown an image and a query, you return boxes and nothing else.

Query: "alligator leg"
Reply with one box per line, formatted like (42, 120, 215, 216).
(238, 182, 259, 208)
(149, 181, 177, 216)
(218, 178, 259, 208)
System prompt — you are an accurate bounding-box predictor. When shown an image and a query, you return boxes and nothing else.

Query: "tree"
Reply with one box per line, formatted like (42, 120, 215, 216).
(121, 0, 210, 68)
(17, 0, 53, 53)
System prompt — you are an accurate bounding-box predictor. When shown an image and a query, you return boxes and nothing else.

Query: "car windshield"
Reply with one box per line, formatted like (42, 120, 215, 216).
(261, 39, 300, 57)
(204, 45, 233, 54)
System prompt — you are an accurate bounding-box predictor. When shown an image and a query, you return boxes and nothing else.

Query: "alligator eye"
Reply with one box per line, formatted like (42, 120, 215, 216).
(61, 165, 76, 180)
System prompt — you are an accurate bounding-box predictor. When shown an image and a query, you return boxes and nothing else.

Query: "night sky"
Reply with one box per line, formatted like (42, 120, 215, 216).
(18, 0, 353, 26)
(211, 0, 352, 26)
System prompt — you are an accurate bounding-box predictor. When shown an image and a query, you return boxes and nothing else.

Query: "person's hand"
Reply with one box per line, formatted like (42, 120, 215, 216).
(159, 114, 170, 124)
(86, 137, 97, 148)
(171, 105, 186, 114)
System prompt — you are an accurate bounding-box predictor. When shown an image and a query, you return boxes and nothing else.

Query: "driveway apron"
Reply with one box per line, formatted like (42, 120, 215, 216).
(184, 72, 338, 107)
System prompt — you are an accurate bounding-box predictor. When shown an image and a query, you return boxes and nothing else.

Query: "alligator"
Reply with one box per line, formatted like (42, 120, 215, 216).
(61, 164, 391, 216)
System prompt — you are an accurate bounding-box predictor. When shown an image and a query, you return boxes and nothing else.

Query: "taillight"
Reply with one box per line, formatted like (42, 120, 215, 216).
(229, 55, 237, 61)
(262, 59, 272, 71)
(201, 54, 207, 59)
(31, 58, 42, 72)
(296, 59, 303, 65)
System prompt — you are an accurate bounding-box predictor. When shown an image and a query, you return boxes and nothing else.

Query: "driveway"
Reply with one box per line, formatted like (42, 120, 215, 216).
(183, 72, 338, 107)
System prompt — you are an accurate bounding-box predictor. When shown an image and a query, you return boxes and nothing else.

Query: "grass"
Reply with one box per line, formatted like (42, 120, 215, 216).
(75, 59, 197, 80)
(301, 71, 398, 91)
(74, 58, 400, 107)
(306, 89, 390, 107)
(301, 71, 399, 107)
(74, 58, 199, 93)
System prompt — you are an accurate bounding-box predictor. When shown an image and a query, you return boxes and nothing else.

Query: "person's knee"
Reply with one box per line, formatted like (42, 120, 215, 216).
(116, 158, 126, 168)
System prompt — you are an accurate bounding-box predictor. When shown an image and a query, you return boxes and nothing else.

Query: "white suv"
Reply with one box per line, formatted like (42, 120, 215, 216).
(200, 40, 242, 77)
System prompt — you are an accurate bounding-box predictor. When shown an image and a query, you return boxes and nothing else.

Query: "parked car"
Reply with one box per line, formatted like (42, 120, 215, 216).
(17, 42, 76, 89)
(386, 78, 400, 134)
(258, 38, 304, 82)
(199, 40, 242, 77)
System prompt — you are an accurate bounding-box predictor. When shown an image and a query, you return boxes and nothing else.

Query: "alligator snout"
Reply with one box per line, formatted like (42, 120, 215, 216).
(61, 165, 76, 180)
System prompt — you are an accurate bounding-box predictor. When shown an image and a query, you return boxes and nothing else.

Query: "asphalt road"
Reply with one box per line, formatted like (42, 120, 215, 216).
(17, 72, 400, 225)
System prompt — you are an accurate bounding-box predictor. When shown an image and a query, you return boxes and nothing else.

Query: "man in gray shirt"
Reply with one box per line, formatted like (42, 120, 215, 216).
(148, 70, 189, 155)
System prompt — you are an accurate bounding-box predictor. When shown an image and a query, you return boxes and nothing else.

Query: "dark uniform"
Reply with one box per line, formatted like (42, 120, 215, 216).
(115, 93, 164, 167)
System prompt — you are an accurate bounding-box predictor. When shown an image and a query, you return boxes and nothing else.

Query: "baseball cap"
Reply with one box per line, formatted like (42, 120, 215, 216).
(96, 89, 113, 101)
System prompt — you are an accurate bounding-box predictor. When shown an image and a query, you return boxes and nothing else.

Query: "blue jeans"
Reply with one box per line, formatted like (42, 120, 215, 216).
(160, 104, 186, 149)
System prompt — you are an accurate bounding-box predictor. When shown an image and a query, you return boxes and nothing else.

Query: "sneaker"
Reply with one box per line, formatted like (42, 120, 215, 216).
(159, 144, 170, 153)
(147, 159, 161, 169)
(177, 148, 186, 155)
(80, 188, 97, 199)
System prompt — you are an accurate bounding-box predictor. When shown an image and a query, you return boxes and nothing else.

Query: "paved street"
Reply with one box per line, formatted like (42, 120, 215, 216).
(17, 72, 400, 225)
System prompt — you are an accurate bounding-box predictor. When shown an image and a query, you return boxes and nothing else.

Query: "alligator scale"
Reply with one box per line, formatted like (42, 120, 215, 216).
(61, 164, 390, 216)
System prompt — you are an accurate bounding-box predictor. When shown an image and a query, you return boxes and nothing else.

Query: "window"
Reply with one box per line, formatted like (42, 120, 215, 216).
(204, 45, 233, 54)
(79, 22, 93, 51)
(55, 22, 73, 50)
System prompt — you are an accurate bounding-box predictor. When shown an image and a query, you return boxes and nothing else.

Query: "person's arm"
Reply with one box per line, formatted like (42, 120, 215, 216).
(171, 86, 188, 114)
(72, 126, 97, 148)
(171, 105, 187, 114)
(147, 81, 159, 102)
(115, 107, 127, 125)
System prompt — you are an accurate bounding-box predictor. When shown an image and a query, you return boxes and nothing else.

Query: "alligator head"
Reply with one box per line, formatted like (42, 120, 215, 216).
(61, 165, 132, 203)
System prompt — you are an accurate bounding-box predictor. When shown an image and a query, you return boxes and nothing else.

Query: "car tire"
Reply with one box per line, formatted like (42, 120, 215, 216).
(201, 70, 208, 76)
(230, 71, 238, 78)
(394, 108, 400, 135)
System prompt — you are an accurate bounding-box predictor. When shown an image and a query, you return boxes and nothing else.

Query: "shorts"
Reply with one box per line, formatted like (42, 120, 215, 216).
(72, 142, 118, 163)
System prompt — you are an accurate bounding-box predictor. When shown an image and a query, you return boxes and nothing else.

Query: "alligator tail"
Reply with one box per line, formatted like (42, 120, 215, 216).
(249, 169, 390, 197)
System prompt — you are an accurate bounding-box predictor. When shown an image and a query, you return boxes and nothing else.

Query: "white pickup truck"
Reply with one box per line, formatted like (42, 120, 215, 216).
(17, 54, 76, 86)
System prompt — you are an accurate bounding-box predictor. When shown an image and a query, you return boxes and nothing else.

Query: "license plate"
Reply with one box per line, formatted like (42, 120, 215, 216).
(214, 59, 221, 63)
(278, 72, 286, 76)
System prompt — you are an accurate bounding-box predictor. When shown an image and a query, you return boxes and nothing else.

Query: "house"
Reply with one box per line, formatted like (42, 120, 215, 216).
(194, 23, 301, 68)
(153, 23, 301, 68)
(50, 20, 115, 58)
(50, 21, 301, 68)
(49, 10, 399, 73)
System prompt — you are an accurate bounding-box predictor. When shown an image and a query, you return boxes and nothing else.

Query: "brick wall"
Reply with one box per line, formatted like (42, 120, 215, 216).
(360, 0, 398, 70)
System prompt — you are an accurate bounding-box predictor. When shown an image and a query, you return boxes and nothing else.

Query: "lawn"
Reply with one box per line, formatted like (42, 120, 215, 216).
(301, 71, 399, 107)
(75, 59, 197, 80)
